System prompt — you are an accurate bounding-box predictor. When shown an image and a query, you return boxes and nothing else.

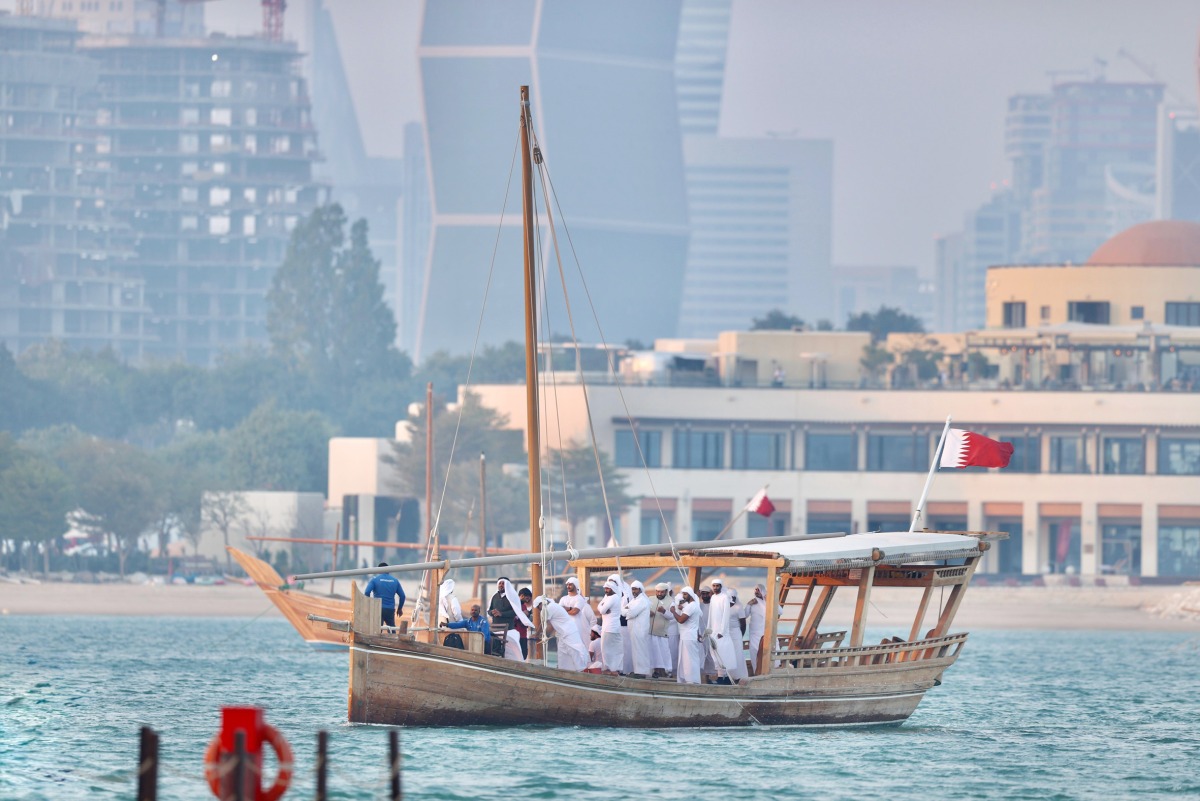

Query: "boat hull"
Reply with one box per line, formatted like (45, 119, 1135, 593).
(228, 547, 354, 649)
(349, 635, 959, 728)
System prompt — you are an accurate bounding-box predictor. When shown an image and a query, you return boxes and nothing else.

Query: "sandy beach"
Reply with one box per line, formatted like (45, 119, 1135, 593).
(2, 579, 1198, 632)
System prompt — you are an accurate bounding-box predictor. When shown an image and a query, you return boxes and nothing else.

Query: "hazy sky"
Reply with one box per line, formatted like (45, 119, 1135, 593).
(23, 0, 1200, 277)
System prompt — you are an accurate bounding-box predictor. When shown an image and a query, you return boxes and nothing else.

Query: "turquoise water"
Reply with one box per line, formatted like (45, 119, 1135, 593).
(2, 616, 1198, 800)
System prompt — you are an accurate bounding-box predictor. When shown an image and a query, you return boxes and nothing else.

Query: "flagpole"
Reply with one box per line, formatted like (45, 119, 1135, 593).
(909, 415, 953, 533)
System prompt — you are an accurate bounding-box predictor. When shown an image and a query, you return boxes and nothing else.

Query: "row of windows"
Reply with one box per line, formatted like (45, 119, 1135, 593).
(1002, 300, 1200, 328)
(615, 429, 1200, 475)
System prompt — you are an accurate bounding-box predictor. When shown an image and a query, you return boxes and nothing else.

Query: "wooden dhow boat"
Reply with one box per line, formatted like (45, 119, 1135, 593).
(320, 529, 998, 727)
(294, 87, 1002, 727)
(227, 547, 354, 650)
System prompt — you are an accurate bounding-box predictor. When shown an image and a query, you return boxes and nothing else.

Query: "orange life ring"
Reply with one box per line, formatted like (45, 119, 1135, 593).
(203, 724, 294, 801)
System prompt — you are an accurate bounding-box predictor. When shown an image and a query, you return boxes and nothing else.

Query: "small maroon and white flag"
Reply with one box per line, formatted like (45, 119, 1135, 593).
(746, 488, 776, 517)
(939, 429, 1014, 469)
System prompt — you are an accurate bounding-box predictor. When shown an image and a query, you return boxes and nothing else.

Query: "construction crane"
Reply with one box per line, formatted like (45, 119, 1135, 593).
(1116, 47, 1188, 107)
(262, 0, 286, 43)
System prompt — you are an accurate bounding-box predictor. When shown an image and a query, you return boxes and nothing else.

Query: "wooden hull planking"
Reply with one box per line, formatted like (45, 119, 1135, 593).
(348, 634, 960, 728)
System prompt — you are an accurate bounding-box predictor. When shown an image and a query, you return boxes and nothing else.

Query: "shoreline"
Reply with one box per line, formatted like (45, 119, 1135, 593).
(1, 581, 1197, 632)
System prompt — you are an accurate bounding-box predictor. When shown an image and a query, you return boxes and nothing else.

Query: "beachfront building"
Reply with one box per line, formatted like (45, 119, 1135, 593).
(466, 221, 1200, 581)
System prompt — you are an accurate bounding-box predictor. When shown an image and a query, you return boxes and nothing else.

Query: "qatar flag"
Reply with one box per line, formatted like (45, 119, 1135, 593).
(746, 488, 776, 517)
(939, 429, 1014, 469)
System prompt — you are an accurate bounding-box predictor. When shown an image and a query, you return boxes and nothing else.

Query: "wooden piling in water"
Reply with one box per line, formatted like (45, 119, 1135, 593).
(388, 729, 402, 800)
(315, 730, 328, 801)
(137, 726, 158, 801)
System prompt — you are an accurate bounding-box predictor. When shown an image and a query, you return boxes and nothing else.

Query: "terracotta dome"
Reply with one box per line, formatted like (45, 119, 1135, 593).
(1086, 220, 1200, 266)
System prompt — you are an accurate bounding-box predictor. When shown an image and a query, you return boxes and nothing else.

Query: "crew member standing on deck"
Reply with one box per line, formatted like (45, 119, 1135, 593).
(698, 585, 715, 680)
(363, 562, 406, 629)
(726, 587, 748, 681)
(532, 596, 587, 672)
(672, 587, 703, 684)
(622, 580, 651, 678)
(649, 583, 674, 678)
(488, 577, 518, 632)
(559, 576, 595, 648)
(596, 576, 624, 674)
(746, 583, 768, 673)
(515, 587, 534, 659)
(707, 578, 737, 685)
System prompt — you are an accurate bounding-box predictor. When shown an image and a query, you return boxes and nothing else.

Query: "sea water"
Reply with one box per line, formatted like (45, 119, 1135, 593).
(2, 616, 1197, 800)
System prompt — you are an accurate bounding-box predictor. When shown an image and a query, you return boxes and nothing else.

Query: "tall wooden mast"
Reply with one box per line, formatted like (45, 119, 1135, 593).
(519, 86, 544, 620)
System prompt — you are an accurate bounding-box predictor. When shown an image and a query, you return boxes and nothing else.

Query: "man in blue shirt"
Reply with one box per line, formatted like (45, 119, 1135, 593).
(445, 603, 492, 649)
(363, 562, 405, 628)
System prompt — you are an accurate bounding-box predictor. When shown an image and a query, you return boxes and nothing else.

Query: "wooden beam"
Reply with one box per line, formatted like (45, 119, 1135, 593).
(931, 556, 980, 637)
(798, 585, 836, 648)
(351, 582, 379, 638)
(757, 565, 778, 676)
(687, 566, 702, 592)
(908, 585, 934, 642)
(785, 577, 816, 649)
(849, 565, 875, 648)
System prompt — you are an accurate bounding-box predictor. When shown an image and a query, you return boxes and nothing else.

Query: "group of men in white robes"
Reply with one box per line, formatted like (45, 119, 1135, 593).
(439, 574, 764, 682)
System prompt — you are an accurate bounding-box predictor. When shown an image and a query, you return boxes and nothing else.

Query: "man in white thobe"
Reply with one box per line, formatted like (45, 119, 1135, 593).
(707, 578, 737, 685)
(533, 596, 587, 672)
(439, 578, 463, 625)
(726, 587, 748, 681)
(586, 623, 603, 670)
(596, 577, 624, 674)
(622, 579, 652, 678)
(648, 583, 674, 678)
(746, 583, 767, 673)
(697, 586, 715, 680)
(672, 587, 703, 684)
(559, 577, 594, 648)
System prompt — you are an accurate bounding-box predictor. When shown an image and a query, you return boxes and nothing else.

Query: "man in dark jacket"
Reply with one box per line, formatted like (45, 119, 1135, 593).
(488, 576, 517, 631)
(364, 562, 406, 628)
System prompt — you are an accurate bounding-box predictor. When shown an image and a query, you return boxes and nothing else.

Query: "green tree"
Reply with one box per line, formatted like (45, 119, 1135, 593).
(267, 205, 407, 388)
(225, 401, 333, 493)
(16, 341, 133, 438)
(859, 343, 894, 387)
(750, 309, 805, 331)
(545, 441, 633, 542)
(0, 437, 72, 575)
(846, 305, 924, 343)
(60, 438, 160, 577)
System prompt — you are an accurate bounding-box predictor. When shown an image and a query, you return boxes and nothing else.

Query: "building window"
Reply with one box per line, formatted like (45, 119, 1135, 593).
(211, 108, 232, 126)
(732, 431, 786, 470)
(640, 510, 674, 545)
(748, 513, 790, 538)
(692, 511, 730, 540)
(866, 432, 928, 472)
(1002, 302, 1026, 328)
(1101, 436, 1144, 474)
(1048, 520, 1081, 574)
(615, 429, 661, 468)
(1049, 435, 1086, 473)
(807, 516, 851, 535)
(1130, 305, 1144, 320)
(1101, 524, 1141, 575)
(1165, 302, 1200, 327)
(1040, 305, 1051, 321)
(673, 430, 724, 469)
(805, 432, 856, 471)
(1159, 438, 1200, 475)
(1068, 301, 1110, 324)
(1159, 524, 1200, 577)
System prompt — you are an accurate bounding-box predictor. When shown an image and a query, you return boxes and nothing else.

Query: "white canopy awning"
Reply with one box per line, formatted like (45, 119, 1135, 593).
(707, 530, 981, 568)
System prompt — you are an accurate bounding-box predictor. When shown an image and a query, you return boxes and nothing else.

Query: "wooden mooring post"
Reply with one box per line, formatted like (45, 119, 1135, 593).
(137, 726, 158, 801)
(315, 730, 328, 801)
(388, 729, 402, 800)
